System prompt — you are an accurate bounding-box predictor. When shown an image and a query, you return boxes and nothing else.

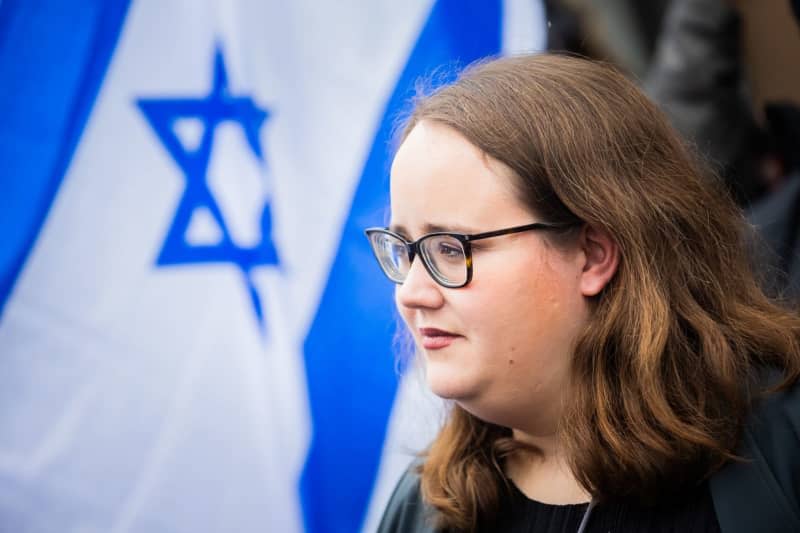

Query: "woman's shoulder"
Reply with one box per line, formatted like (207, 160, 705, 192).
(710, 372, 800, 533)
(376, 462, 436, 533)
(744, 368, 800, 479)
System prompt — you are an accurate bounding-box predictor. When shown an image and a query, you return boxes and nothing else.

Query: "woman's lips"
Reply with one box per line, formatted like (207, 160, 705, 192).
(418, 327, 461, 350)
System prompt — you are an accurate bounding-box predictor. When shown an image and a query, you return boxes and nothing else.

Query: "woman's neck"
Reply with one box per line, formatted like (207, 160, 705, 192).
(505, 430, 591, 505)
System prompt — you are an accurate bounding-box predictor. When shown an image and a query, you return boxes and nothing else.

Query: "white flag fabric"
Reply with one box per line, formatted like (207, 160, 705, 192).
(0, 1, 545, 531)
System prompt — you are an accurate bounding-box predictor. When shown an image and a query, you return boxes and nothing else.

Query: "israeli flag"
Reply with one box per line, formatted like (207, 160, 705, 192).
(0, 1, 545, 531)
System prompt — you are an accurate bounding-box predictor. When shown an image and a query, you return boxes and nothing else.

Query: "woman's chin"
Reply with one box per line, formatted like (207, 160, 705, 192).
(424, 364, 483, 401)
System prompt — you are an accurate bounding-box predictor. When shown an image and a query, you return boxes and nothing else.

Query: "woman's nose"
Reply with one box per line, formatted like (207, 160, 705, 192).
(394, 256, 445, 310)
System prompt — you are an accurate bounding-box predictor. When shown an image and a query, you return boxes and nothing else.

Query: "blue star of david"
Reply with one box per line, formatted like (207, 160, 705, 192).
(137, 45, 279, 328)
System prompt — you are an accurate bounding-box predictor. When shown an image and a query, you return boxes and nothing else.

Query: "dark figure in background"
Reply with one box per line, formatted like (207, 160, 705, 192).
(646, 0, 800, 299)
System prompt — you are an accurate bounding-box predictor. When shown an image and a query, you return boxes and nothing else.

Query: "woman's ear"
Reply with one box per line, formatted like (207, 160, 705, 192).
(579, 224, 619, 296)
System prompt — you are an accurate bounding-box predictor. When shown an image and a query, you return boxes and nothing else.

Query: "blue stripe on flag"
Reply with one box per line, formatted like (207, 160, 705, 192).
(0, 0, 131, 318)
(301, 1, 502, 531)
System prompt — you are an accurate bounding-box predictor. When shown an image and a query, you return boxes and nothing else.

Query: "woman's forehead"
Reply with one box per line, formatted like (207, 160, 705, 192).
(391, 122, 497, 181)
(389, 122, 529, 234)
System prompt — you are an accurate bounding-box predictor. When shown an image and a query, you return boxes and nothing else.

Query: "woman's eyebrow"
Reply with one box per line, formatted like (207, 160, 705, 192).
(388, 223, 408, 235)
(422, 222, 479, 234)
(388, 222, 480, 237)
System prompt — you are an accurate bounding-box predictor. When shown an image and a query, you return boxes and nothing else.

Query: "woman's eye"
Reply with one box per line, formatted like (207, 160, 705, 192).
(437, 243, 464, 259)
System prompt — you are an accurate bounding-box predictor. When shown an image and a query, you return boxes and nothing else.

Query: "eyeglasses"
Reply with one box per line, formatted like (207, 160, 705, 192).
(364, 221, 577, 288)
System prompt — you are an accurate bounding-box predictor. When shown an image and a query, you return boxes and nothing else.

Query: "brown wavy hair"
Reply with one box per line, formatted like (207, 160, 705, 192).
(398, 54, 800, 531)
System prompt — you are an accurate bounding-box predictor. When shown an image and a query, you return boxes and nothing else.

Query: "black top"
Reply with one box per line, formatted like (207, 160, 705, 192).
(377, 469, 721, 533)
(495, 480, 720, 533)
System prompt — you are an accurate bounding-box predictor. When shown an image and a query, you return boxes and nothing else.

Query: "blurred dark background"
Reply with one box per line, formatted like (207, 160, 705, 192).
(544, 0, 800, 300)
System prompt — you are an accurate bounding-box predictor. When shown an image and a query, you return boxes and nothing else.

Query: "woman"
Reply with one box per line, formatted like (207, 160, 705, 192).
(365, 54, 800, 533)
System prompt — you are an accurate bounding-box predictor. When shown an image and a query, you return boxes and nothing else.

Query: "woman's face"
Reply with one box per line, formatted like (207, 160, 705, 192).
(390, 121, 591, 435)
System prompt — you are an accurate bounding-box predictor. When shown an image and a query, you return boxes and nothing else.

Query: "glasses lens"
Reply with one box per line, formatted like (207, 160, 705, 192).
(368, 231, 410, 283)
(420, 234, 467, 286)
